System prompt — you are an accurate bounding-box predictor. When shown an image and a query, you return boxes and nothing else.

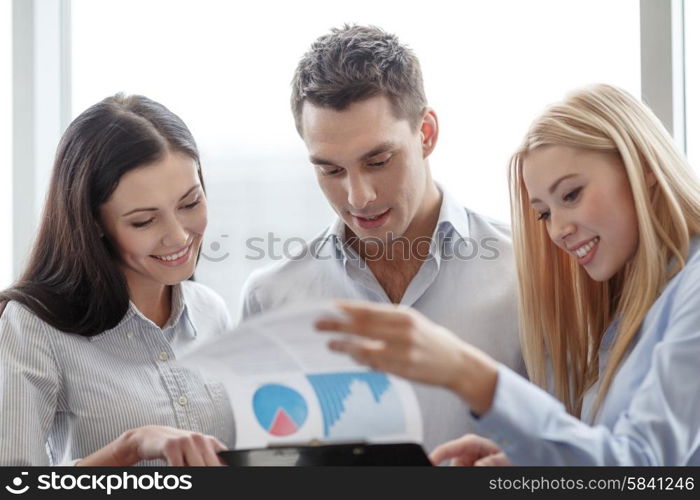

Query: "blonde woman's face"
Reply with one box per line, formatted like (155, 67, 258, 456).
(523, 145, 639, 282)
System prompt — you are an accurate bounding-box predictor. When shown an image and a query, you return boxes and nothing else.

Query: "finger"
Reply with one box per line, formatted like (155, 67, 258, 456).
(335, 300, 411, 324)
(212, 438, 227, 451)
(213, 439, 228, 466)
(327, 338, 389, 369)
(315, 319, 399, 340)
(320, 299, 409, 324)
(328, 338, 384, 354)
(163, 446, 184, 467)
(315, 319, 362, 334)
(200, 438, 226, 467)
(475, 452, 510, 467)
(181, 436, 207, 466)
(316, 314, 408, 341)
(429, 435, 482, 465)
(339, 302, 425, 336)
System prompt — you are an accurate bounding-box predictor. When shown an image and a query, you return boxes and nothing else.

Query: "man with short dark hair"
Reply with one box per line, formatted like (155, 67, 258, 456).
(241, 25, 523, 453)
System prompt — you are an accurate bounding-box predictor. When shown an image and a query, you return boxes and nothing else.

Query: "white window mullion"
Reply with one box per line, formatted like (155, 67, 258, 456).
(12, 0, 72, 279)
(1, 0, 12, 289)
(640, 0, 686, 153)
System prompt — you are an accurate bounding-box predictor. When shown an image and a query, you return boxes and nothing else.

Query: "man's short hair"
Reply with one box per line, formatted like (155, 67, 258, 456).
(291, 24, 427, 136)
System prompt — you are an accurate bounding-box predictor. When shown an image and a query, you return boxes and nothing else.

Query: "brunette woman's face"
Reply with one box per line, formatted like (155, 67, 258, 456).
(522, 145, 639, 282)
(99, 150, 207, 291)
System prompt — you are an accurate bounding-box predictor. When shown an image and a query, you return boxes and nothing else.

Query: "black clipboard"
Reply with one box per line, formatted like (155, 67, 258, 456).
(218, 442, 431, 466)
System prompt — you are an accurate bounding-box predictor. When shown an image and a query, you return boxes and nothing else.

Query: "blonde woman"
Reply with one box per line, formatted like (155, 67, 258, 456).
(316, 84, 700, 465)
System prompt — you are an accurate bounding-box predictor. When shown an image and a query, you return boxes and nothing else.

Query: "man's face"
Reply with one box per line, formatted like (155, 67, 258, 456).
(301, 95, 435, 244)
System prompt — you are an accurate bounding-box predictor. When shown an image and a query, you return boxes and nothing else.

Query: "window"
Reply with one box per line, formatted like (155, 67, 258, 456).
(1, 0, 12, 289)
(686, 0, 699, 169)
(71, 0, 640, 317)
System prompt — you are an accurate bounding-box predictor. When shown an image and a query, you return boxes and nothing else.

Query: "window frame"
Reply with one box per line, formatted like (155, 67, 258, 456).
(9, 0, 689, 279)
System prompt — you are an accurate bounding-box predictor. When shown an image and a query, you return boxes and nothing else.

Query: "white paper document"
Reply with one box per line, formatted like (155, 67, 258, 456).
(181, 302, 423, 449)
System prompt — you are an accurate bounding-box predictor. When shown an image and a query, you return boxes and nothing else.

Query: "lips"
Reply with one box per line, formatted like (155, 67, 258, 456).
(567, 236, 600, 266)
(568, 237, 599, 257)
(352, 209, 391, 230)
(150, 243, 193, 266)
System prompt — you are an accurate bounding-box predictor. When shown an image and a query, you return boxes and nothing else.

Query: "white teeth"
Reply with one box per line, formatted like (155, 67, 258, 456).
(358, 212, 385, 220)
(155, 245, 189, 262)
(574, 237, 599, 258)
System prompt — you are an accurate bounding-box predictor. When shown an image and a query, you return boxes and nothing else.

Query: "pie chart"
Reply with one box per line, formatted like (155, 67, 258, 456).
(252, 384, 308, 436)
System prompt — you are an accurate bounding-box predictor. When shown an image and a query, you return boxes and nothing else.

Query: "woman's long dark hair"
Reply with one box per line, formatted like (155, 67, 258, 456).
(0, 94, 203, 336)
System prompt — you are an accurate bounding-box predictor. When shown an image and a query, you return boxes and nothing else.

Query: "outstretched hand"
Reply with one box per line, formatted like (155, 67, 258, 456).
(126, 426, 227, 466)
(79, 425, 228, 466)
(316, 301, 468, 388)
(316, 300, 499, 415)
(430, 434, 511, 466)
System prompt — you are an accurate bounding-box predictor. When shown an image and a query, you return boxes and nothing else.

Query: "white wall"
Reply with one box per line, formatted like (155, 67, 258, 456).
(68, 0, 641, 315)
(1, 0, 12, 290)
(687, 0, 699, 169)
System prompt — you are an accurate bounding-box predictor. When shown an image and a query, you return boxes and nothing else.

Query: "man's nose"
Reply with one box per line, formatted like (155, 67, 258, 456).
(346, 173, 377, 210)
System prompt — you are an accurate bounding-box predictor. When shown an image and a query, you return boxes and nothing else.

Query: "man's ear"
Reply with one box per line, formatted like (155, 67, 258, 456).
(419, 108, 438, 158)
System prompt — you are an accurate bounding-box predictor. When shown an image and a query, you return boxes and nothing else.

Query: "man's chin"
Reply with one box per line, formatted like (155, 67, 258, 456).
(346, 227, 402, 245)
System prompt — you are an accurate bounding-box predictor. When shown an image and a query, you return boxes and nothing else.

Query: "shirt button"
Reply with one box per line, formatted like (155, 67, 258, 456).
(177, 396, 188, 406)
(158, 352, 169, 361)
(126, 331, 134, 339)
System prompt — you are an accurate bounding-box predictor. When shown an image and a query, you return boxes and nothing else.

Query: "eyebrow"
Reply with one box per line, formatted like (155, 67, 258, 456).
(121, 184, 200, 217)
(309, 142, 395, 167)
(529, 174, 579, 204)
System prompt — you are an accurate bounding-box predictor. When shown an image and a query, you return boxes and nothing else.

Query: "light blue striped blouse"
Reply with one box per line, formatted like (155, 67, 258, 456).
(475, 237, 700, 465)
(0, 280, 236, 466)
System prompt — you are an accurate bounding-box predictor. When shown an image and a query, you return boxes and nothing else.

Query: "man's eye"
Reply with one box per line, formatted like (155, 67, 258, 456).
(368, 156, 391, 168)
(320, 167, 342, 176)
(563, 187, 582, 202)
(537, 211, 550, 222)
(132, 219, 154, 228)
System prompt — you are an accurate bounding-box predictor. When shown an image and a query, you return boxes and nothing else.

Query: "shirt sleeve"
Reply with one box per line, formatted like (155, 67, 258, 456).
(0, 303, 61, 465)
(473, 267, 700, 465)
(208, 285, 234, 333)
(238, 273, 263, 321)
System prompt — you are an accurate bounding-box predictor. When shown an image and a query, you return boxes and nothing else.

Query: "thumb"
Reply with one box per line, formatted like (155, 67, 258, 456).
(474, 452, 510, 467)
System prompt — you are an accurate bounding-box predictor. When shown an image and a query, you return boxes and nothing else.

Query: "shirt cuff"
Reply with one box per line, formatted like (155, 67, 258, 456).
(473, 363, 566, 464)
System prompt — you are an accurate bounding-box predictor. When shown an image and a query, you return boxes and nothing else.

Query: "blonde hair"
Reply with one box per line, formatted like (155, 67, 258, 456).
(509, 84, 700, 418)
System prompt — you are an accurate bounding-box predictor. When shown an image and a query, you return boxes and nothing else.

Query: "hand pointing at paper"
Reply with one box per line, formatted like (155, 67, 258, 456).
(315, 301, 500, 417)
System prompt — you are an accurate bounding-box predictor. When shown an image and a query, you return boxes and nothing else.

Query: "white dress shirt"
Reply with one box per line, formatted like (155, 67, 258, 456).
(240, 187, 524, 452)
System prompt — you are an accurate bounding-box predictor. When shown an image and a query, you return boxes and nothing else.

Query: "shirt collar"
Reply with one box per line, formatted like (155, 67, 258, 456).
(163, 282, 197, 337)
(433, 184, 471, 241)
(327, 216, 346, 245)
(323, 216, 356, 263)
(92, 282, 197, 340)
(161, 282, 189, 331)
